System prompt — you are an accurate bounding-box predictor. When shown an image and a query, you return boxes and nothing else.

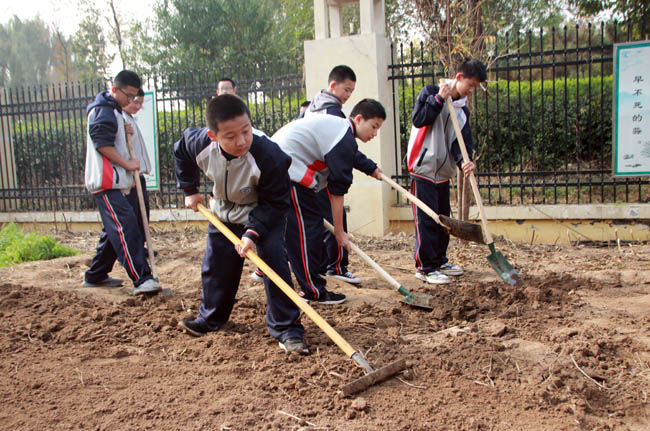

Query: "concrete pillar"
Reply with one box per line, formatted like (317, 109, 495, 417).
(305, 0, 398, 237)
(0, 88, 18, 211)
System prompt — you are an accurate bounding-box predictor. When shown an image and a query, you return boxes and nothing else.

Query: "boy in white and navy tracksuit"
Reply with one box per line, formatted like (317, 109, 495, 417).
(173, 95, 306, 353)
(407, 58, 487, 285)
(301, 78, 377, 285)
(83, 70, 161, 295)
(273, 99, 385, 305)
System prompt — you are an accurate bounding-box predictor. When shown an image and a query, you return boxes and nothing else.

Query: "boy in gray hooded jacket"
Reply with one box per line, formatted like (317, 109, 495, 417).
(407, 58, 486, 285)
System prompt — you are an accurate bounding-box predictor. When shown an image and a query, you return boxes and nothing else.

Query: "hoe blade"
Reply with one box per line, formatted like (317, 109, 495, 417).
(342, 359, 406, 397)
(400, 291, 435, 310)
(439, 215, 485, 244)
(487, 243, 521, 285)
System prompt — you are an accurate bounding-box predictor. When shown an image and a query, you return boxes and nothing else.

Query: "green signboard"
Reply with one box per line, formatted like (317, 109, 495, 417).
(613, 40, 650, 177)
(133, 91, 160, 190)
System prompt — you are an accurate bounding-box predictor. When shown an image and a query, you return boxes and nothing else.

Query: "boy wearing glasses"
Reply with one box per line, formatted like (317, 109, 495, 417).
(83, 70, 163, 296)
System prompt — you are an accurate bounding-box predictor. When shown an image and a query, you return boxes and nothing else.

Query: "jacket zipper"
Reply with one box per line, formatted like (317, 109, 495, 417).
(113, 166, 120, 184)
(224, 161, 231, 223)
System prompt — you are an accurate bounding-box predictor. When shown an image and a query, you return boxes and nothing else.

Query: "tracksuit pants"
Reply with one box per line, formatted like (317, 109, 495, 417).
(286, 183, 330, 299)
(412, 178, 450, 273)
(196, 218, 304, 342)
(84, 189, 153, 287)
(317, 188, 349, 276)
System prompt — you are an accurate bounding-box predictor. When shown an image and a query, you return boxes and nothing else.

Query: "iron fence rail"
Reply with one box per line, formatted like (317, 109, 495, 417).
(0, 58, 306, 212)
(1, 20, 649, 213)
(389, 20, 650, 206)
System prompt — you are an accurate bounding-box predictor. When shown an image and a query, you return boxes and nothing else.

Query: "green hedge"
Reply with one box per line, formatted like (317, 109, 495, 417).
(475, 76, 613, 172)
(395, 76, 613, 173)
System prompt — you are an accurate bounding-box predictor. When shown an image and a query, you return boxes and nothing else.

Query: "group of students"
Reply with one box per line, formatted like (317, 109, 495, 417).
(83, 59, 487, 354)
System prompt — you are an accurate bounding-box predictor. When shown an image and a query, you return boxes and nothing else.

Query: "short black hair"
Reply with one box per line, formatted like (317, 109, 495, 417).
(136, 88, 145, 97)
(457, 58, 487, 82)
(300, 100, 311, 108)
(218, 77, 236, 88)
(206, 94, 250, 133)
(328, 65, 356, 83)
(350, 98, 386, 120)
(114, 70, 141, 89)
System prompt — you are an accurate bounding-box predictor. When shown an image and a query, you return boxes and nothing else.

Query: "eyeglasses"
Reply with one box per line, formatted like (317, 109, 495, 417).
(117, 87, 142, 103)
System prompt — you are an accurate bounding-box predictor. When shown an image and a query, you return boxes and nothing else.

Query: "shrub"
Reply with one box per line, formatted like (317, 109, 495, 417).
(0, 223, 78, 267)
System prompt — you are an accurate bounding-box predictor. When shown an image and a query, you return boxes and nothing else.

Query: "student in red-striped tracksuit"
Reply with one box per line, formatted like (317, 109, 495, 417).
(173, 95, 307, 355)
(300, 65, 377, 286)
(407, 58, 486, 285)
(83, 70, 162, 296)
(273, 99, 385, 305)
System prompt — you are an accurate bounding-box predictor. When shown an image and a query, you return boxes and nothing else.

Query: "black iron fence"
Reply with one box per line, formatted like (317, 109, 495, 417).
(389, 20, 650, 205)
(0, 58, 306, 212)
(1, 20, 650, 213)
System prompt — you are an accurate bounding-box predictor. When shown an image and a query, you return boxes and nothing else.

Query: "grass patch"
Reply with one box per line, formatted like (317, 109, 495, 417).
(0, 223, 79, 267)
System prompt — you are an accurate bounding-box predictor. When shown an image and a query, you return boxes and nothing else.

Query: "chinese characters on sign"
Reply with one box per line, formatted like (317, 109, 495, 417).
(614, 41, 650, 176)
(133, 91, 160, 190)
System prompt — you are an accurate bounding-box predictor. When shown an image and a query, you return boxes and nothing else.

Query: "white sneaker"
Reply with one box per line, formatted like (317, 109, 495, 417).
(439, 263, 464, 276)
(250, 270, 264, 283)
(132, 278, 162, 295)
(415, 271, 451, 284)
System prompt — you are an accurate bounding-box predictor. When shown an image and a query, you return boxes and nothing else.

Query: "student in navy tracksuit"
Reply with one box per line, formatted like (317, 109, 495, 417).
(83, 70, 162, 296)
(174, 95, 307, 354)
(300, 65, 377, 285)
(407, 58, 486, 285)
(273, 99, 385, 305)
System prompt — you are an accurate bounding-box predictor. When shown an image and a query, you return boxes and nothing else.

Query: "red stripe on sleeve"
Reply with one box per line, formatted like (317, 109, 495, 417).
(407, 126, 429, 172)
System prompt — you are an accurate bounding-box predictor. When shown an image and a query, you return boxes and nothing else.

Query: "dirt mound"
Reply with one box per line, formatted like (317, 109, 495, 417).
(0, 232, 648, 430)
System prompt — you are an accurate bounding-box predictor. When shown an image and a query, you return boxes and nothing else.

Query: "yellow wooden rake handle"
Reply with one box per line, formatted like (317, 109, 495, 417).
(196, 203, 357, 358)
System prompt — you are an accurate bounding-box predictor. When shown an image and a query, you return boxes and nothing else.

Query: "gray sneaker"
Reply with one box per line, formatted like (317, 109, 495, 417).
(415, 271, 451, 284)
(132, 278, 162, 295)
(82, 276, 123, 288)
(439, 263, 464, 276)
(326, 270, 362, 285)
(279, 338, 310, 355)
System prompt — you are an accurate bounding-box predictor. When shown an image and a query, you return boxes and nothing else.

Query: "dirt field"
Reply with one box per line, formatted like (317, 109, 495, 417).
(0, 228, 648, 430)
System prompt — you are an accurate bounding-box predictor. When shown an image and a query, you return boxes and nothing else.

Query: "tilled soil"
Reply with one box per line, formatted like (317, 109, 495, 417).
(0, 229, 648, 430)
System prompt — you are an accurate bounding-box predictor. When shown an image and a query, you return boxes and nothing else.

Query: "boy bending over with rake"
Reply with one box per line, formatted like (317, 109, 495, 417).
(173, 95, 307, 355)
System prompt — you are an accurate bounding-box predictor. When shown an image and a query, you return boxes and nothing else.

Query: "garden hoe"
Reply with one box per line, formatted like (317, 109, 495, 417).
(125, 135, 171, 296)
(381, 173, 485, 244)
(323, 220, 434, 310)
(440, 79, 521, 285)
(197, 204, 405, 396)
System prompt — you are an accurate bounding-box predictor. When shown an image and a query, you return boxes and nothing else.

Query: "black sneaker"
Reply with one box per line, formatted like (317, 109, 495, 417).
(178, 319, 207, 337)
(300, 290, 346, 305)
(278, 338, 310, 355)
(82, 276, 123, 288)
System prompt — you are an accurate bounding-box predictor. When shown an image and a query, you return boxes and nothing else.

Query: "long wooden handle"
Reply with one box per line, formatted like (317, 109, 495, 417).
(197, 204, 357, 359)
(323, 220, 400, 290)
(125, 133, 157, 277)
(440, 79, 494, 244)
(379, 173, 442, 225)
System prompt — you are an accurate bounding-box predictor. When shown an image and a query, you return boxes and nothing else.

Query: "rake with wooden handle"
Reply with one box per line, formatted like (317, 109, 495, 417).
(380, 173, 484, 244)
(196, 203, 405, 396)
(324, 219, 434, 310)
(125, 133, 159, 281)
